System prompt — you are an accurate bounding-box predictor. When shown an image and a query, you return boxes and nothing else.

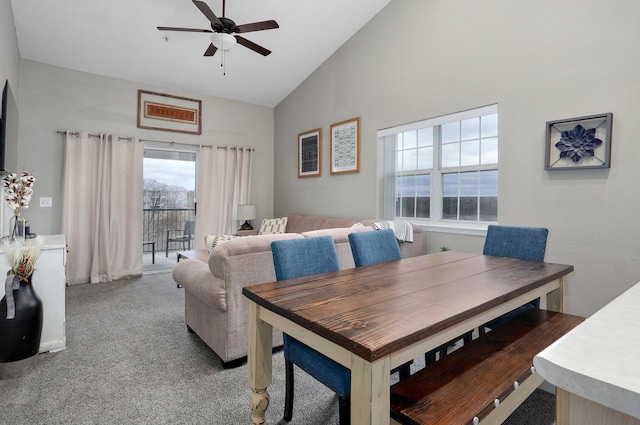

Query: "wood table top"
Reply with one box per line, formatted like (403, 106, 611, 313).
(243, 251, 574, 362)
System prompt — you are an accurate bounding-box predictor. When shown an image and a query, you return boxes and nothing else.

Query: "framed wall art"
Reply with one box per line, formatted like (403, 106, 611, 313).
(137, 90, 202, 135)
(330, 117, 360, 175)
(545, 112, 612, 170)
(298, 128, 322, 178)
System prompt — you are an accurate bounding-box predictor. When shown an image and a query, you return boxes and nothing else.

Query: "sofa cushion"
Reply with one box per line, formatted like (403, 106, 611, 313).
(301, 226, 372, 244)
(285, 214, 358, 233)
(258, 217, 288, 235)
(204, 234, 240, 253)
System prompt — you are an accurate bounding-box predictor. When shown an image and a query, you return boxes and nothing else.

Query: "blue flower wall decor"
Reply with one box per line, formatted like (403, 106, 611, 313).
(545, 113, 612, 170)
(554, 124, 603, 163)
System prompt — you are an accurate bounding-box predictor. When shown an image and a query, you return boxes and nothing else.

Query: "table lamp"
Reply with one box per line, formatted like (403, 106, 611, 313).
(236, 204, 257, 231)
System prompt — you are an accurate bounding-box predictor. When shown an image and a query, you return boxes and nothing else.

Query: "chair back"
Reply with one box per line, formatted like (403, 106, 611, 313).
(184, 220, 195, 235)
(271, 235, 340, 281)
(482, 225, 548, 262)
(348, 229, 402, 267)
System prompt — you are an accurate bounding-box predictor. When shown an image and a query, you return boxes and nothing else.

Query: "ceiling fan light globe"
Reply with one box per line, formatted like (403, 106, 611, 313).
(210, 33, 236, 50)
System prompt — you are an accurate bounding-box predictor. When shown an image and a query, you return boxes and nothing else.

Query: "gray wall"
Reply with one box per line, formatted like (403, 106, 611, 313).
(274, 0, 640, 317)
(17, 60, 275, 238)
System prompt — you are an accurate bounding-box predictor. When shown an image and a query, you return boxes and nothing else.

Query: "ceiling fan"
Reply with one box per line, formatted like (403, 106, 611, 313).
(158, 0, 279, 57)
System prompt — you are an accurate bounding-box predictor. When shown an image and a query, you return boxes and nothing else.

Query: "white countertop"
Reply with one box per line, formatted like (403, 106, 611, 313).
(534, 281, 640, 419)
(0, 234, 66, 251)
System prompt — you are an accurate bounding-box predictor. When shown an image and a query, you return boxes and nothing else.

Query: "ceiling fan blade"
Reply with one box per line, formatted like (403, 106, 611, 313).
(234, 35, 272, 56)
(157, 26, 213, 33)
(192, 0, 223, 28)
(204, 43, 218, 56)
(233, 20, 279, 34)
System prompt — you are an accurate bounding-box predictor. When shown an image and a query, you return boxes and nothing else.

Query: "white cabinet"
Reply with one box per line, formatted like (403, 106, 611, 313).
(1, 234, 66, 353)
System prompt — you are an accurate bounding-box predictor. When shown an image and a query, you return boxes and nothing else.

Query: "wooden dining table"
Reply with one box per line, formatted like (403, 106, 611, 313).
(243, 250, 574, 425)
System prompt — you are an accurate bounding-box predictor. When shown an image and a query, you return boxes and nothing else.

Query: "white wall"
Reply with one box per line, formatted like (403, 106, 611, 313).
(17, 60, 274, 238)
(274, 0, 640, 317)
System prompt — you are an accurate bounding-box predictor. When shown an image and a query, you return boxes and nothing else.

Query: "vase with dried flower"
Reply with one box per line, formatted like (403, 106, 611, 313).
(2, 171, 35, 240)
(0, 236, 44, 379)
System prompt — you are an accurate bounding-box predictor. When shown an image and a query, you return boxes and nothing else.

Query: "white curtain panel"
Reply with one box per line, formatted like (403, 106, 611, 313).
(381, 134, 397, 220)
(195, 146, 253, 247)
(61, 132, 143, 284)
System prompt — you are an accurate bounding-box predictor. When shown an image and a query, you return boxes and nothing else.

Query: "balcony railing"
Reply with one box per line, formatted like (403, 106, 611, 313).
(143, 208, 196, 255)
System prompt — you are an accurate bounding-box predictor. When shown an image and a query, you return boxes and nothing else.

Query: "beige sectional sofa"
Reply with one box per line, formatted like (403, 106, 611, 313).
(172, 214, 426, 367)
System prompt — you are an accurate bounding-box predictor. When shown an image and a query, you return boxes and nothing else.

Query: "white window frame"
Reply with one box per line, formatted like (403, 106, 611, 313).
(378, 104, 498, 235)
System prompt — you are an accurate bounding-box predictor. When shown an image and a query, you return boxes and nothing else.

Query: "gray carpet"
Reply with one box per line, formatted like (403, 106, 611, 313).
(0, 272, 555, 424)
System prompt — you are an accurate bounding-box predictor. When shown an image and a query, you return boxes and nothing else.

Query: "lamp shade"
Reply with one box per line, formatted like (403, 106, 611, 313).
(210, 33, 237, 51)
(236, 204, 257, 221)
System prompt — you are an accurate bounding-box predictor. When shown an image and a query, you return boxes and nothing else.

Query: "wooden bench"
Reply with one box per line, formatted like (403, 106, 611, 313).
(390, 309, 584, 425)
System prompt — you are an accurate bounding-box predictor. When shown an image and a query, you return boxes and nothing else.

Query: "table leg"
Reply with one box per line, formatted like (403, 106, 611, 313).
(248, 302, 273, 425)
(547, 276, 568, 313)
(350, 355, 391, 425)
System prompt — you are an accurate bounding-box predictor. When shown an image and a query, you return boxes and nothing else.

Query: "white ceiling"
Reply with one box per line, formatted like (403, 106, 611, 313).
(10, 0, 391, 107)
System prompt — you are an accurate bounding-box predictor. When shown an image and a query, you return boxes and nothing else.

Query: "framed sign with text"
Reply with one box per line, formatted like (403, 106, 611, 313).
(137, 90, 202, 135)
(330, 117, 360, 175)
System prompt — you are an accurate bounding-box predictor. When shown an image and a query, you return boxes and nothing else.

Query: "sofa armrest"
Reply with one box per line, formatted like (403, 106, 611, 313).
(173, 259, 227, 312)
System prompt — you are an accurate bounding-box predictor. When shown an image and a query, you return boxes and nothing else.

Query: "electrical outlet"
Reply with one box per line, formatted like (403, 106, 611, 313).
(40, 197, 53, 207)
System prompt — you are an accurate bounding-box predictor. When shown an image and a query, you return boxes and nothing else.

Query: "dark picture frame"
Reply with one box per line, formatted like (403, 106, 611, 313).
(298, 128, 322, 178)
(330, 117, 360, 175)
(545, 113, 612, 170)
(137, 90, 202, 135)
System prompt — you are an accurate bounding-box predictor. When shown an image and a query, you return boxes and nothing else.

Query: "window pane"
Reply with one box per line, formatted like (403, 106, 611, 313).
(459, 172, 478, 196)
(401, 197, 415, 217)
(480, 196, 498, 221)
(442, 197, 458, 219)
(441, 143, 460, 168)
(417, 146, 433, 169)
(416, 197, 430, 218)
(481, 114, 498, 137)
(481, 137, 498, 164)
(460, 140, 480, 166)
(442, 122, 460, 144)
(397, 132, 404, 150)
(479, 170, 497, 196)
(459, 197, 478, 221)
(416, 174, 430, 196)
(403, 130, 417, 149)
(461, 118, 480, 141)
(418, 128, 434, 147)
(442, 173, 458, 196)
(398, 175, 416, 196)
(402, 149, 418, 171)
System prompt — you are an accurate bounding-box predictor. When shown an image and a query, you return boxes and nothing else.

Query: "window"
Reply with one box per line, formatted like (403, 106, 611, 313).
(379, 105, 498, 226)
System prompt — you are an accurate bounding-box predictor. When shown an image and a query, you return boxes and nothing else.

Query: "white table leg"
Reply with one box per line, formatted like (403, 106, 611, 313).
(248, 302, 273, 425)
(350, 354, 391, 425)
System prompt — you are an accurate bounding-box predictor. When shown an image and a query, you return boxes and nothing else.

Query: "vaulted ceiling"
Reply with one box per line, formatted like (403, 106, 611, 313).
(10, 0, 391, 107)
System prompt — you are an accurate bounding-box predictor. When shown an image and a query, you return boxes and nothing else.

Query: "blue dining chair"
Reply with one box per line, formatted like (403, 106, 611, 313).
(481, 224, 549, 330)
(434, 225, 550, 361)
(350, 229, 461, 367)
(270, 235, 351, 425)
(348, 229, 431, 375)
(348, 229, 401, 267)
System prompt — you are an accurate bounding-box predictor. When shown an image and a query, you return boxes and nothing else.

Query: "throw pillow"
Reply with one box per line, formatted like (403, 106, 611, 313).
(204, 234, 240, 253)
(351, 222, 365, 228)
(258, 217, 288, 235)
